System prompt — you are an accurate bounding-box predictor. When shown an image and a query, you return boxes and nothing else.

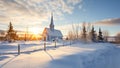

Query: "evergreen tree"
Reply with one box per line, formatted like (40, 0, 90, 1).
(98, 28, 104, 42)
(82, 23, 87, 41)
(90, 26, 97, 42)
(6, 22, 18, 42)
(8, 22, 14, 32)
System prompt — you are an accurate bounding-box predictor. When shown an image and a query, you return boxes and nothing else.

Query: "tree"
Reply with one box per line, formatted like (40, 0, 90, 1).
(67, 23, 81, 40)
(115, 33, 120, 43)
(81, 23, 87, 41)
(98, 28, 104, 42)
(67, 31, 73, 40)
(5, 22, 18, 42)
(90, 26, 97, 42)
(103, 30, 109, 42)
(86, 23, 92, 42)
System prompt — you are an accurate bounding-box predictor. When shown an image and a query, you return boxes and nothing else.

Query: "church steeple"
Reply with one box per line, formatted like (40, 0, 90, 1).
(50, 13, 54, 31)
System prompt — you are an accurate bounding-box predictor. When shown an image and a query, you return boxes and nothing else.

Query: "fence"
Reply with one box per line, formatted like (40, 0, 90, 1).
(0, 40, 73, 55)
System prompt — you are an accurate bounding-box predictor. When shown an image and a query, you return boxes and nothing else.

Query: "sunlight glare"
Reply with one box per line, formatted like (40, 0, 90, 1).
(30, 27, 40, 35)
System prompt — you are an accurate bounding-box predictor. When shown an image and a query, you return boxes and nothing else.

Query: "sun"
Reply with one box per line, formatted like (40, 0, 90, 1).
(30, 27, 40, 35)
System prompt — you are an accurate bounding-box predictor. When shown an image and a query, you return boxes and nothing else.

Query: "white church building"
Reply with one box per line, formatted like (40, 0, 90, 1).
(42, 14, 63, 41)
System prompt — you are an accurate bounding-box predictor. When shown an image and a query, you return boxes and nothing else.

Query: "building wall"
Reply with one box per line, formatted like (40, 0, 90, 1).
(46, 34, 62, 41)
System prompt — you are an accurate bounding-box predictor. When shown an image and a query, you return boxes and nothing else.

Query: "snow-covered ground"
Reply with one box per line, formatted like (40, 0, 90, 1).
(0, 41, 120, 68)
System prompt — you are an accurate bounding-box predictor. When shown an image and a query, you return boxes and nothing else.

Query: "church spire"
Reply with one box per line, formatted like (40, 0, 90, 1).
(50, 12, 54, 31)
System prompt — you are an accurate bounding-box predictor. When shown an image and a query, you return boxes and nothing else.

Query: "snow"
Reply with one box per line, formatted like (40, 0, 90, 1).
(44, 28, 63, 37)
(0, 41, 120, 68)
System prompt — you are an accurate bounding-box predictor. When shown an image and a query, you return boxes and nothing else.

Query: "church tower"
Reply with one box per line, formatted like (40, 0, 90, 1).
(50, 13, 54, 31)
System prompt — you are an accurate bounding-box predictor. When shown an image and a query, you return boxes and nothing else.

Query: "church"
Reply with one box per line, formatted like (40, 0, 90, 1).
(42, 13, 63, 41)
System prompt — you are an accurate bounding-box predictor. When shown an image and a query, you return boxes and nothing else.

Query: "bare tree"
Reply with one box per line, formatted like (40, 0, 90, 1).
(115, 33, 120, 43)
(103, 30, 109, 42)
(67, 23, 81, 40)
(67, 31, 73, 40)
(86, 23, 92, 42)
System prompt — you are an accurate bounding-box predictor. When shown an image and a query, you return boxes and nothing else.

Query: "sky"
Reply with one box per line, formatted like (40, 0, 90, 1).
(0, 0, 120, 36)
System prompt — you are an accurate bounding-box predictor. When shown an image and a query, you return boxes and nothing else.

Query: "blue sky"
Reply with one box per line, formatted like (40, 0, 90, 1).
(60, 0, 120, 36)
(0, 0, 120, 36)
(63, 0, 120, 22)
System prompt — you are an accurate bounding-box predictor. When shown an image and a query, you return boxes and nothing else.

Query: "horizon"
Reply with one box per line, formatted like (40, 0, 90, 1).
(0, 0, 120, 36)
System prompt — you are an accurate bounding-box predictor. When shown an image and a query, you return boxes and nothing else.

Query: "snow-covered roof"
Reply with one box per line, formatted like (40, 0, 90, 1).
(44, 28, 63, 37)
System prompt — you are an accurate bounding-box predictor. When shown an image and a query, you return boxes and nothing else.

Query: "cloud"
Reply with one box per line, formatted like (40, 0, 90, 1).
(94, 18, 120, 26)
(67, 0, 82, 5)
(0, 0, 83, 31)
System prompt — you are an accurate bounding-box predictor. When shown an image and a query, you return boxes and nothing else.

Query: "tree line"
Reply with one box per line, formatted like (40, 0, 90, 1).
(67, 23, 109, 42)
(1, 22, 41, 42)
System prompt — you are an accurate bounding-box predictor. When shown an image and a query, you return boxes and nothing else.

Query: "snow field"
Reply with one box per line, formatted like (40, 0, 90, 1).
(0, 41, 120, 68)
